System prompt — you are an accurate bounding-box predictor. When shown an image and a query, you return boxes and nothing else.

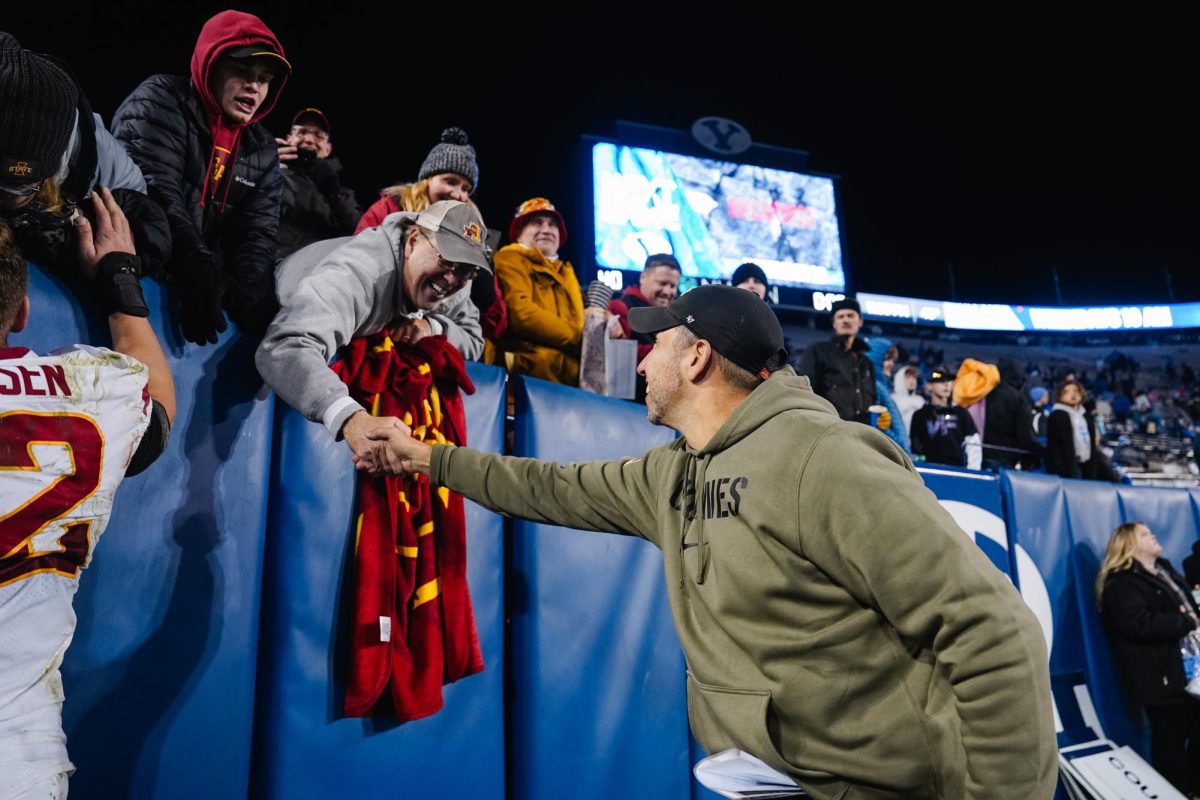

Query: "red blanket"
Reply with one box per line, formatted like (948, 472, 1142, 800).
(333, 333, 484, 719)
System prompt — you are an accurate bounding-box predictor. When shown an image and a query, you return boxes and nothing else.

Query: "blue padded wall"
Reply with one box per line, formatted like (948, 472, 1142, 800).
(1056, 478, 1142, 750)
(1000, 472, 1078, 677)
(250, 362, 507, 799)
(1068, 480, 1200, 753)
(1003, 472, 1200, 757)
(917, 466, 1013, 581)
(22, 259, 1200, 800)
(23, 264, 273, 798)
(1113, 484, 1198, 568)
(512, 378, 689, 800)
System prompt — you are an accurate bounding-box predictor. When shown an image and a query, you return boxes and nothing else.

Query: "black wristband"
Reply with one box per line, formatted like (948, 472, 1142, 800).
(96, 252, 149, 317)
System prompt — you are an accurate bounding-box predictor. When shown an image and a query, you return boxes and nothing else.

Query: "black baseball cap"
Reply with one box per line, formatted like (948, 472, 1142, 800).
(224, 43, 293, 75)
(830, 297, 861, 315)
(928, 365, 953, 383)
(629, 284, 788, 379)
(291, 107, 329, 133)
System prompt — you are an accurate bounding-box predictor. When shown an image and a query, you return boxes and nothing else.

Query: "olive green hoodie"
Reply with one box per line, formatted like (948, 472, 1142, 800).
(429, 369, 1056, 799)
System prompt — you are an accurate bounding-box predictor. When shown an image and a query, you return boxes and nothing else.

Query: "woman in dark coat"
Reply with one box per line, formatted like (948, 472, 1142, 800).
(1046, 378, 1122, 482)
(1097, 521, 1200, 796)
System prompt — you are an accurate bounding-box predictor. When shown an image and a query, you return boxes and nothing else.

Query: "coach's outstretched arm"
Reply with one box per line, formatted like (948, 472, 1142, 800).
(76, 188, 176, 424)
(361, 426, 663, 541)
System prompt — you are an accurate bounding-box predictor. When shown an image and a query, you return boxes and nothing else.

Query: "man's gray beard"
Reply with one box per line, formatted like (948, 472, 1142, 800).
(645, 371, 680, 427)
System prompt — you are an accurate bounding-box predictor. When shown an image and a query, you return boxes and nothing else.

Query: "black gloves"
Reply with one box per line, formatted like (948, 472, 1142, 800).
(178, 252, 227, 345)
(224, 285, 278, 338)
(110, 188, 172, 280)
(305, 158, 342, 198)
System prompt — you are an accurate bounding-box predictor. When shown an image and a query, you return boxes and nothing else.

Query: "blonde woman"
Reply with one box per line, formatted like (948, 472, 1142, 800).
(355, 128, 505, 341)
(1097, 522, 1200, 796)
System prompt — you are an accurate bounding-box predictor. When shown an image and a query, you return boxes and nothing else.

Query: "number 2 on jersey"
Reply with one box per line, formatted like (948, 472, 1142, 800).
(0, 412, 104, 588)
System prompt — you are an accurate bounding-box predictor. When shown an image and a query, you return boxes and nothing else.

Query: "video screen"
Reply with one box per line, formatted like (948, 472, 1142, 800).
(592, 143, 845, 290)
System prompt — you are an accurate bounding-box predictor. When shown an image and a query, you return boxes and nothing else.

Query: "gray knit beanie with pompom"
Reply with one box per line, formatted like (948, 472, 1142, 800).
(417, 127, 479, 191)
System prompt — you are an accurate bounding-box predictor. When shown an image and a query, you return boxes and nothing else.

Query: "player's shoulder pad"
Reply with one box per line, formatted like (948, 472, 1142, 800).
(48, 344, 148, 374)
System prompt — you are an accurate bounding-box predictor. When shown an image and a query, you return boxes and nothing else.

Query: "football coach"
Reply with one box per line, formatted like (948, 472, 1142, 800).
(358, 284, 1057, 800)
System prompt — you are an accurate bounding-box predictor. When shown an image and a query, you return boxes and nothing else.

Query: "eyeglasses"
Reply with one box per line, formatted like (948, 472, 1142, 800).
(0, 179, 43, 200)
(419, 230, 480, 282)
(290, 125, 329, 142)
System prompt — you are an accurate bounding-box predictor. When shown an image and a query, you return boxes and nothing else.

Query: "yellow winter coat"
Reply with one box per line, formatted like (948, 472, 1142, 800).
(490, 243, 584, 385)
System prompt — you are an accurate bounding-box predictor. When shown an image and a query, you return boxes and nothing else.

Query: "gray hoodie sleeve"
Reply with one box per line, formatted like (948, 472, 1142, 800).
(256, 237, 395, 435)
(90, 114, 147, 193)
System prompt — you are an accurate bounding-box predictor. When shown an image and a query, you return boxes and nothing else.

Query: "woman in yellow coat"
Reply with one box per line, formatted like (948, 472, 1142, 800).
(491, 197, 584, 385)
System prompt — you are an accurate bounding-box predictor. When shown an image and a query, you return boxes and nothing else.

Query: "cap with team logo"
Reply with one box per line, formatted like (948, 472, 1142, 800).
(508, 196, 567, 245)
(291, 107, 329, 133)
(224, 42, 293, 75)
(629, 284, 788, 379)
(416, 200, 492, 274)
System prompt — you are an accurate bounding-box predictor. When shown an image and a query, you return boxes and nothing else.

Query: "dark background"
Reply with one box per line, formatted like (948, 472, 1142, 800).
(8, 4, 1197, 305)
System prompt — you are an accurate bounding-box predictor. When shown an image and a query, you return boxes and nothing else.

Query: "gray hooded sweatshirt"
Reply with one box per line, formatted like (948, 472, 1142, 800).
(256, 211, 482, 437)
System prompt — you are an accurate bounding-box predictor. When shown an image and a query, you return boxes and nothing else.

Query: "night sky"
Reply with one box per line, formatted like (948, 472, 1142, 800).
(8, 4, 1197, 306)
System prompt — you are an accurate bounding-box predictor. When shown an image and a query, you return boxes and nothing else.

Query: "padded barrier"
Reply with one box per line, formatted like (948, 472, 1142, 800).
(511, 378, 689, 800)
(19, 263, 1200, 799)
(917, 465, 1014, 581)
(250, 362, 508, 799)
(24, 264, 273, 798)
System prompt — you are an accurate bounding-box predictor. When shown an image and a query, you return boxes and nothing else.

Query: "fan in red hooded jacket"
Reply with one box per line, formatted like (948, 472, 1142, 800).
(113, 10, 290, 345)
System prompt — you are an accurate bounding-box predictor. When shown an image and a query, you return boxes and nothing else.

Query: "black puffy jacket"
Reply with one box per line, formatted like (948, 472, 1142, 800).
(1101, 560, 1200, 707)
(112, 75, 282, 327)
(276, 156, 360, 261)
(796, 336, 875, 423)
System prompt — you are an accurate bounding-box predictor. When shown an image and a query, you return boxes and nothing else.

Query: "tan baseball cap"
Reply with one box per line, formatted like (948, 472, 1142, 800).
(416, 201, 491, 274)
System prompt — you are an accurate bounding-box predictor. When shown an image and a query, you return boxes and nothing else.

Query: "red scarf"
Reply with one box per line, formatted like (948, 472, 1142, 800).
(332, 333, 484, 720)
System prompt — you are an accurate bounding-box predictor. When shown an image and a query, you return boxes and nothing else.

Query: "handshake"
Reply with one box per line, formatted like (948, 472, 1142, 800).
(341, 410, 432, 477)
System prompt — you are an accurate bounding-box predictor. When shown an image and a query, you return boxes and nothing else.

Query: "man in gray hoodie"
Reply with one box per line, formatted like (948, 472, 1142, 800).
(358, 284, 1057, 799)
(256, 199, 487, 463)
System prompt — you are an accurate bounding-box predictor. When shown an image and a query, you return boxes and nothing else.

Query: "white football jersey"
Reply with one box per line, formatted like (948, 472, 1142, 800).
(0, 344, 151, 787)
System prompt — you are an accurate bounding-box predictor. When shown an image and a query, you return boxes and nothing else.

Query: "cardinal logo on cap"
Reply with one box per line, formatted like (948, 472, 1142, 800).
(462, 222, 481, 244)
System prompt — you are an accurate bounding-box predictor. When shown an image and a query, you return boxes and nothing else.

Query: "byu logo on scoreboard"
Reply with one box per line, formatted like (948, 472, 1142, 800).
(691, 117, 752, 156)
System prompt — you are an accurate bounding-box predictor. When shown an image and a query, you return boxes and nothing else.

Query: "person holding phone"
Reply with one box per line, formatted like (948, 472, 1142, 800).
(274, 107, 360, 260)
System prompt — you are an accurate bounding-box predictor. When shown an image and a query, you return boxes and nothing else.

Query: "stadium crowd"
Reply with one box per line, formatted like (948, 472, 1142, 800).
(5, 9, 1199, 484)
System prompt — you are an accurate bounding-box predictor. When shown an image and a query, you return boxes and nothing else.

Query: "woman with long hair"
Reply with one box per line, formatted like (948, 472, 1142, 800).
(1097, 521, 1200, 797)
(1046, 378, 1094, 479)
(356, 128, 505, 341)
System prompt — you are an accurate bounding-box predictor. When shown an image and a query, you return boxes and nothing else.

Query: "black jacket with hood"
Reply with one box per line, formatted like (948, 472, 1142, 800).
(112, 10, 287, 335)
(982, 357, 1041, 468)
